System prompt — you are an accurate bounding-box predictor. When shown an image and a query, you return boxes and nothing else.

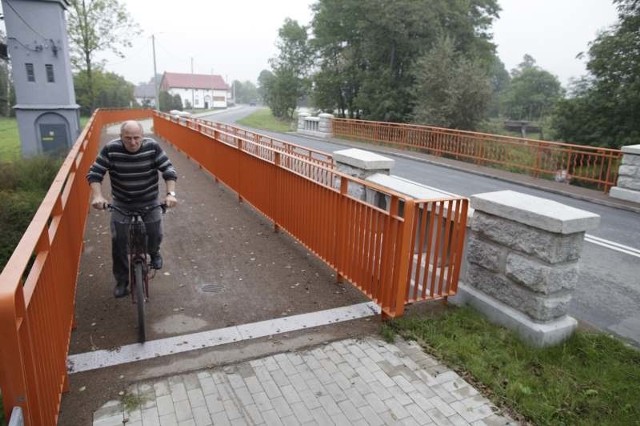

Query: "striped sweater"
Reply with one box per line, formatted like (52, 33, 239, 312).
(87, 137, 177, 206)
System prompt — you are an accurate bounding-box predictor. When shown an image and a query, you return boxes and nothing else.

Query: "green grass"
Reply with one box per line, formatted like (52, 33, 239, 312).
(236, 108, 296, 133)
(0, 117, 91, 163)
(0, 118, 21, 162)
(385, 305, 640, 425)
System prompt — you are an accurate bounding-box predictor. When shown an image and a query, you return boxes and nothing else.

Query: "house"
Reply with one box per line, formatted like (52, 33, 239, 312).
(134, 81, 156, 107)
(160, 72, 229, 109)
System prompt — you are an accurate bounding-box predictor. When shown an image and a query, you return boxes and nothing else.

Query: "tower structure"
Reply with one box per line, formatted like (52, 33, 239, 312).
(2, 0, 80, 156)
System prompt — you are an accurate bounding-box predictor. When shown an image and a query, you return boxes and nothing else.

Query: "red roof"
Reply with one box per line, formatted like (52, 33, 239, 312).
(161, 72, 229, 91)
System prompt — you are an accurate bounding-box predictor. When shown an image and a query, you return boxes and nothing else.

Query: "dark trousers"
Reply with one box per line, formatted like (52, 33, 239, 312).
(110, 206, 163, 284)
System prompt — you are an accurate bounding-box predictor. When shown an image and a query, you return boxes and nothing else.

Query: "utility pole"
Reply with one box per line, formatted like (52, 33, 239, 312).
(191, 57, 195, 108)
(152, 34, 159, 110)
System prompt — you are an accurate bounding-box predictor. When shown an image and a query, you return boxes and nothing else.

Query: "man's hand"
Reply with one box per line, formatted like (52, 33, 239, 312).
(164, 193, 177, 208)
(91, 196, 108, 210)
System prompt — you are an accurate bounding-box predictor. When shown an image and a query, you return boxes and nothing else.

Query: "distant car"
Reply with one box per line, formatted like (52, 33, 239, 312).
(169, 110, 192, 118)
(249, 101, 257, 106)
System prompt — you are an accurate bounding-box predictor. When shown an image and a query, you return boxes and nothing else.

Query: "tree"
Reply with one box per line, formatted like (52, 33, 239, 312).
(232, 80, 259, 104)
(0, 30, 13, 117)
(264, 19, 312, 119)
(257, 69, 275, 104)
(310, 0, 500, 122)
(412, 36, 492, 130)
(158, 91, 183, 112)
(487, 57, 510, 118)
(551, 0, 640, 148)
(66, 0, 140, 112)
(74, 70, 135, 115)
(501, 55, 563, 122)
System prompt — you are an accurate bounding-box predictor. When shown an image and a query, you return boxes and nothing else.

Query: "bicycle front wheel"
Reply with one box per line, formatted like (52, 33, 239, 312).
(134, 262, 146, 343)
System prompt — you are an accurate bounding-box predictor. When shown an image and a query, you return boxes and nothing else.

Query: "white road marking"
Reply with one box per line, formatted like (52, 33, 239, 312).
(67, 302, 381, 374)
(585, 234, 640, 258)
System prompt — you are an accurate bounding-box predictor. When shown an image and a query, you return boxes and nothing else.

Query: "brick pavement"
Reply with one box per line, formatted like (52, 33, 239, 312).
(92, 337, 513, 426)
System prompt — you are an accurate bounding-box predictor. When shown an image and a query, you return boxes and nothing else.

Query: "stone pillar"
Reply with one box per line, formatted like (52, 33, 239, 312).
(297, 112, 310, 133)
(453, 190, 600, 347)
(610, 144, 640, 204)
(333, 148, 394, 200)
(318, 113, 334, 137)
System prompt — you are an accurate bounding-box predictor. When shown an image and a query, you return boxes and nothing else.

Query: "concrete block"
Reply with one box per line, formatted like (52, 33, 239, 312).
(616, 176, 640, 191)
(366, 174, 453, 200)
(505, 253, 579, 294)
(471, 212, 585, 264)
(618, 165, 640, 178)
(466, 263, 572, 321)
(610, 186, 640, 203)
(450, 284, 578, 347)
(333, 148, 394, 171)
(621, 144, 640, 155)
(471, 190, 600, 234)
(466, 237, 505, 272)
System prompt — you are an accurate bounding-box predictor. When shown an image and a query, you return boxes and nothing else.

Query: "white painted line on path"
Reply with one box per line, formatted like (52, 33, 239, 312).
(67, 302, 381, 374)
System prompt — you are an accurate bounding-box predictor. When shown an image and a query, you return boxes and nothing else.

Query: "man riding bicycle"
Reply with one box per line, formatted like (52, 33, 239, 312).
(86, 120, 178, 298)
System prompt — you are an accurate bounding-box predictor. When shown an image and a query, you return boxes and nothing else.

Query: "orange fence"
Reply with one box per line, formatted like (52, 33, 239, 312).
(0, 108, 152, 425)
(332, 118, 623, 192)
(154, 113, 468, 316)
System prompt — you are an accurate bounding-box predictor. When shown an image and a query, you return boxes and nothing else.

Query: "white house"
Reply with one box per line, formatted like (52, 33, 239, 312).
(160, 72, 229, 109)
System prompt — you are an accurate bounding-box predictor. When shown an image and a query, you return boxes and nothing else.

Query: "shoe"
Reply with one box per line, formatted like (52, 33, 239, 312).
(114, 282, 129, 298)
(150, 252, 163, 269)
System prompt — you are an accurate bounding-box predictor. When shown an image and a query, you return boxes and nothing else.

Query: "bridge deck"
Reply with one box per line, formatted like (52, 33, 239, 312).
(61, 122, 375, 423)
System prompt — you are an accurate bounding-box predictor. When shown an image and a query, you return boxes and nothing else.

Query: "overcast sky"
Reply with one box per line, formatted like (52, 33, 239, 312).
(2, 0, 620, 88)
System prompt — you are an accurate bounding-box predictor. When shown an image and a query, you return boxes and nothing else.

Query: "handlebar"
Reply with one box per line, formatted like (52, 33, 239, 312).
(106, 203, 167, 217)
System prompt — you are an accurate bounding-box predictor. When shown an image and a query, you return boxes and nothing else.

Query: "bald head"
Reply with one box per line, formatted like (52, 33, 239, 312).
(120, 120, 144, 135)
(120, 120, 144, 153)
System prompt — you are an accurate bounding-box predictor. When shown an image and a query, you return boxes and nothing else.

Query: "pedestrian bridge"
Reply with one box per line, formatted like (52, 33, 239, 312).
(0, 108, 468, 425)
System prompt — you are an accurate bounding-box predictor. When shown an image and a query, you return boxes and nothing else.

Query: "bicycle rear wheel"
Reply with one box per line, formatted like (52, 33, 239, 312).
(134, 262, 146, 343)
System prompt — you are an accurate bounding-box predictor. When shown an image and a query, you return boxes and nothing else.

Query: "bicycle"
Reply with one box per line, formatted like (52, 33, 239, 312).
(107, 203, 166, 343)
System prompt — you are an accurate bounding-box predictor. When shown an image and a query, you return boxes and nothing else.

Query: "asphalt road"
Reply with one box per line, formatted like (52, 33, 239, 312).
(198, 106, 640, 347)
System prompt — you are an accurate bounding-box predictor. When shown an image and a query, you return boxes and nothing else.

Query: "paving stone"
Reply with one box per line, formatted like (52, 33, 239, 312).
(91, 337, 515, 426)
(156, 394, 175, 417)
(170, 382, 188, 403)
(318, 394, 342, 416)
(204, 394, 224, 414)
(174, 400, 193, 423)
(290, 401, 314, 424)
(260, 409, 284, 426)
(141, 406, 162, 426)
(271, 396, 294, 418)
(159, 412, 179, 426)
(358, 405, 385, 426)
(187, 388, 206, 408)
(243, 404, 263, 424)
(338, 399, 364, 422)
(192, 406, 213, 426)
(222, 399, 242, 420)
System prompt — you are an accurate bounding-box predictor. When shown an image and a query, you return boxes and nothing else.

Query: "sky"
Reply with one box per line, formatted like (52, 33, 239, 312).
(1, 0, 620, 88)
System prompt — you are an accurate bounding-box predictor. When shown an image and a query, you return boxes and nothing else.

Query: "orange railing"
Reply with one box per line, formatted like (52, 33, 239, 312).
(0, 109, 466, 424)
(153, 113, 468, 315)
(0, 108, 152, 425)
(332, 118, 623, 192)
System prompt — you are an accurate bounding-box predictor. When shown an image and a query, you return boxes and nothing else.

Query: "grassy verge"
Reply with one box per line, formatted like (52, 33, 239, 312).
(236, 108, 296, 133)
(384, 305, 640, 425)
(0, 117, 91, 163)
(0, 118, 20, 162)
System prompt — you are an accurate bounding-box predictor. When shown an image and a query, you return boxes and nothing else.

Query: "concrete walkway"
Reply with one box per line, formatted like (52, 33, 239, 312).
(92, 336, 512, 426)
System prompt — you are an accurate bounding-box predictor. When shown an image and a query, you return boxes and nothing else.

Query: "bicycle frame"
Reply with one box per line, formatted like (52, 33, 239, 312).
(107, 203, 166, 342)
